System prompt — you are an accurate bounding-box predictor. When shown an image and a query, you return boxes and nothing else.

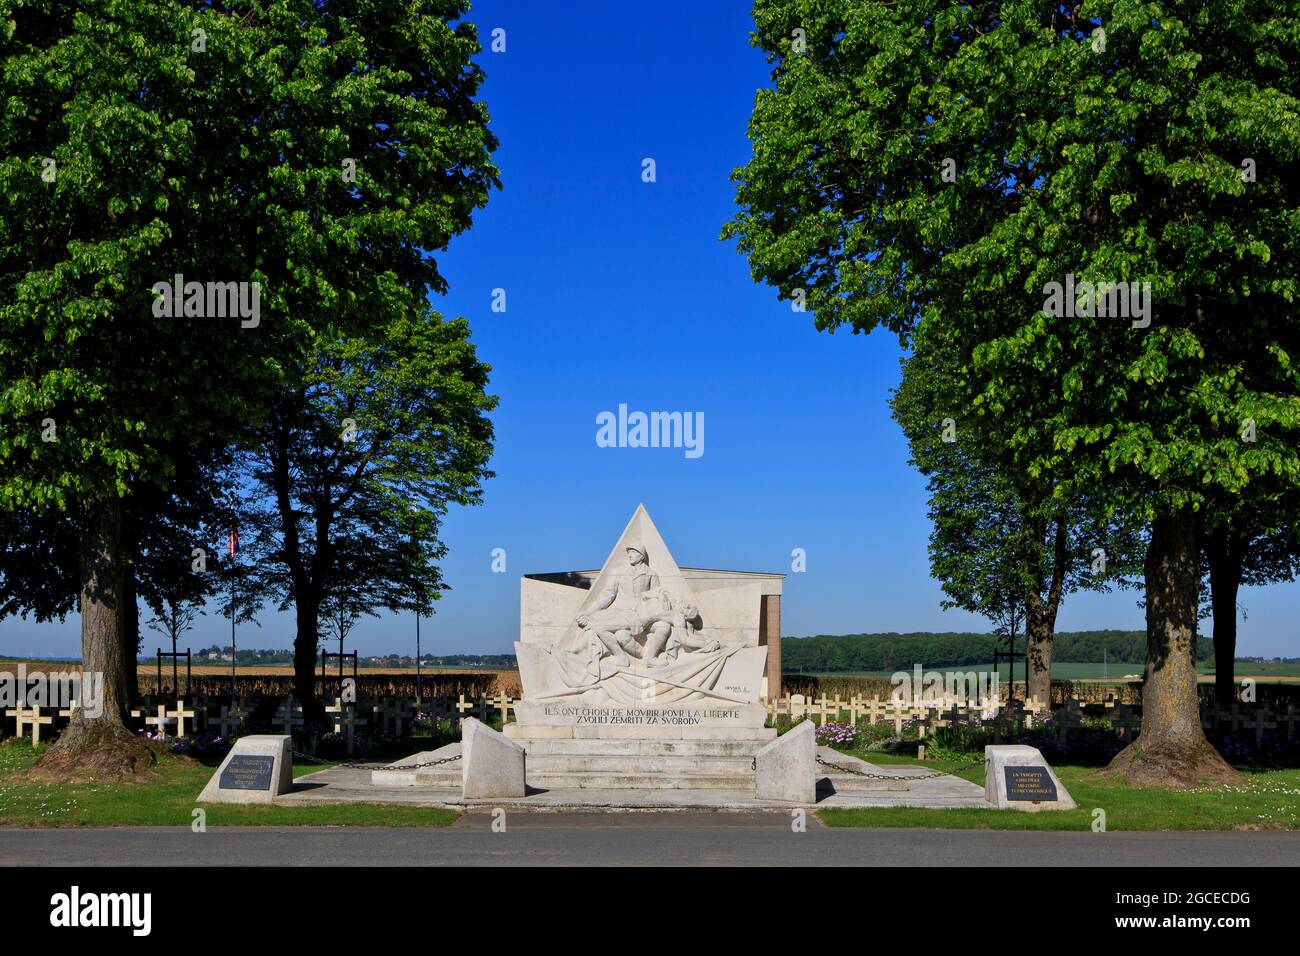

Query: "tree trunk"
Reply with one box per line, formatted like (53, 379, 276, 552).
(293, 592, 326, 727)
(1023, 515, 1069, 709)
(270, 420, 326, 728)
(1206, 526, 1242, 707)
(30, 497, 156, 781)
(1023, 592, 1053, 709)
(1104, 508, 1239, 788)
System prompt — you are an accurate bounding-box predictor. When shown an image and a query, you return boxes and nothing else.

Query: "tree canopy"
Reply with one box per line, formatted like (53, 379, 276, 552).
(727, 0, 1300, 786)
(0, 0, 499, 775)
(237, 307, 496, 711)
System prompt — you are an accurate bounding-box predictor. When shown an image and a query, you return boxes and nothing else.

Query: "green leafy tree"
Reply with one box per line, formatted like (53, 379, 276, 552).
(0, 0, 497, 775)
(0, 453, 228, 702)
(0, 507, 79, 625)
(1204, 499, 1300, 704)
(726, 0, 1299, 786)
(143, 588, 205, 699)
(779, 629, 1208, 673)
(892, 322, 1143, 704)
(238, 308, 496, 718)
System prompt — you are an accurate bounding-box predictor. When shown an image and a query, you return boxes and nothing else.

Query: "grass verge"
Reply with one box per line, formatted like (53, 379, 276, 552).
(818, 752, 1300, 830)
(0, 739, 457, 827)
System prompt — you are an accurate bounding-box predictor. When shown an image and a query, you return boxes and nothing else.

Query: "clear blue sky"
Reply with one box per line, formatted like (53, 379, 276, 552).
(6, 1, 1296, 659)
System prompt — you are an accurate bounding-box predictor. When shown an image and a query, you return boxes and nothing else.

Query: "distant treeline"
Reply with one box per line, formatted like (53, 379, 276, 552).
(136, 649, 518, 667)
(781, 630, 1214, 673)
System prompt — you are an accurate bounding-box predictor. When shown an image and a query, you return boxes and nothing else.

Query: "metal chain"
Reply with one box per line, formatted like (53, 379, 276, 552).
(291, 749, 461, 771)
(815, 754, 982, 781)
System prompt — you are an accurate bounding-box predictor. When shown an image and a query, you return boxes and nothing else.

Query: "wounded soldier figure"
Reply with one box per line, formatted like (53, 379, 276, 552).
(575, 542, 720, 667)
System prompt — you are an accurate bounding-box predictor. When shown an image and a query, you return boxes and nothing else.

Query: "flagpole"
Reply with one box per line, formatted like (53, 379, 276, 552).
(230, 571, 236, 697)
(409, 509, 422, 708)
(229, 522, 237, 698)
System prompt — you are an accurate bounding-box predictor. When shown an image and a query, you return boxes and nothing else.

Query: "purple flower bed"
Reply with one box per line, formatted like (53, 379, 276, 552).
(136, 728, 234, 758)
(816, 722, 858, 747)
(169, 731, 232, 758)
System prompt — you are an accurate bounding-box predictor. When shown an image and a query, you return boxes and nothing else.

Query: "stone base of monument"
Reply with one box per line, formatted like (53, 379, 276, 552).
(755, 718, 816, 802)
(486, 701, 777, 791)
(374, 737, 771, 791)
(372, 724, 911, 799)
(462, 717, 527, 798)
(984, 744, 1076, 811)
(370, 742, 463, 787)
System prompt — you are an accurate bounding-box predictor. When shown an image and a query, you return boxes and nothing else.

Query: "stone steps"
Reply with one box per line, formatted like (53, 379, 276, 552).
(517, 738, 764, 757)
(532, 771, 906, 792)
(505, 724, 777, 742)
(527, 771, 753, 790)
(369, 739, 912, 793)
(401, 767, 906, 792)
(526, 754, 755, 772)
(504, 735, 770, 785)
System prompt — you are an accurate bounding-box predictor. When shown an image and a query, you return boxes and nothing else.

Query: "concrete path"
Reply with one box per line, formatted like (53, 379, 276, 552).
(2, 817, 1296, 866)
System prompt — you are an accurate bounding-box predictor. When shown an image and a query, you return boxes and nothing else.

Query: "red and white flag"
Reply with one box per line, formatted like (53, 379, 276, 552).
(228, 525, 238, 557)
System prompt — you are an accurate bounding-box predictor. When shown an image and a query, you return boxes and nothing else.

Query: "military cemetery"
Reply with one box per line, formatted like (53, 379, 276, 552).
(0, 0, 1294, 934)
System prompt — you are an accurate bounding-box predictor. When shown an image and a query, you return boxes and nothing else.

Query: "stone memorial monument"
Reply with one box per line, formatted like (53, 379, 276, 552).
(510, 504, 781, 743)
(984, 744, 1076, 811)
(373, 506, 827, 802)
(197, 734, 294, 805)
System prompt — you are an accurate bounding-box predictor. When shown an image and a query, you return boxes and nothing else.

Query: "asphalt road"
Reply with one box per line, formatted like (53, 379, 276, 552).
(2, 813, 1297, 866)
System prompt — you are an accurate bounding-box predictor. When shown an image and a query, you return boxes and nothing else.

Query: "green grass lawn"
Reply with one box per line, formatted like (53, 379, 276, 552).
(0, 740, 458, 828)
(4, 736, 1296, 831)
(819, 752, 1300, 830)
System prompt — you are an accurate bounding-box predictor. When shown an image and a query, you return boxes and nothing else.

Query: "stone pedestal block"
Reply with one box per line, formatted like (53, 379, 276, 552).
(462, 717, 527, 799)
(197, 735, 293, 805)
(984, 745, 1075, 811)
(754, 718, 816, 803)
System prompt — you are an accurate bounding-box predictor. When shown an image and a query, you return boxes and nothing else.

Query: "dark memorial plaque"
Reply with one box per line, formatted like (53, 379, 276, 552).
(219, 754, 275, 791)
(1004, 765, 1057, 801)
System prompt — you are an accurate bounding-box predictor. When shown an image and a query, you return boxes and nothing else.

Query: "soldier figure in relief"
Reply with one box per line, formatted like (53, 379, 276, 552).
(575, 543, 720, 667)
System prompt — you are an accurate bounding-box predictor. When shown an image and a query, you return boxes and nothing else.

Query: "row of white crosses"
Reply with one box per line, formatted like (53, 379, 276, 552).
(123, 696, 250, 739)
(378, 699, 411, 735)
(761, 692, 1135, 741)
(763, 692, 1300, 745)
(325, 698, 367, 754)
(269, 692, 514, 732)
(6, 699, 92, 744)
(454, 693, 515, 724)
(0, 692, 521, 747)
(4, 697, 197, 744)
(1266, 705, 1300, 738)
(258, 693, 1300, 746)
(1201, 702, 1300, 742)
(150, 693, 515, 743)
(215, 702, 252, 737)
(311, 694, 516, 752)
(131, 701, 197, 737)
(273, 698, 305, 735)
(455, 694, 492, 721)
(769, 694, 993, 734)
(12, 706, 55, 744)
